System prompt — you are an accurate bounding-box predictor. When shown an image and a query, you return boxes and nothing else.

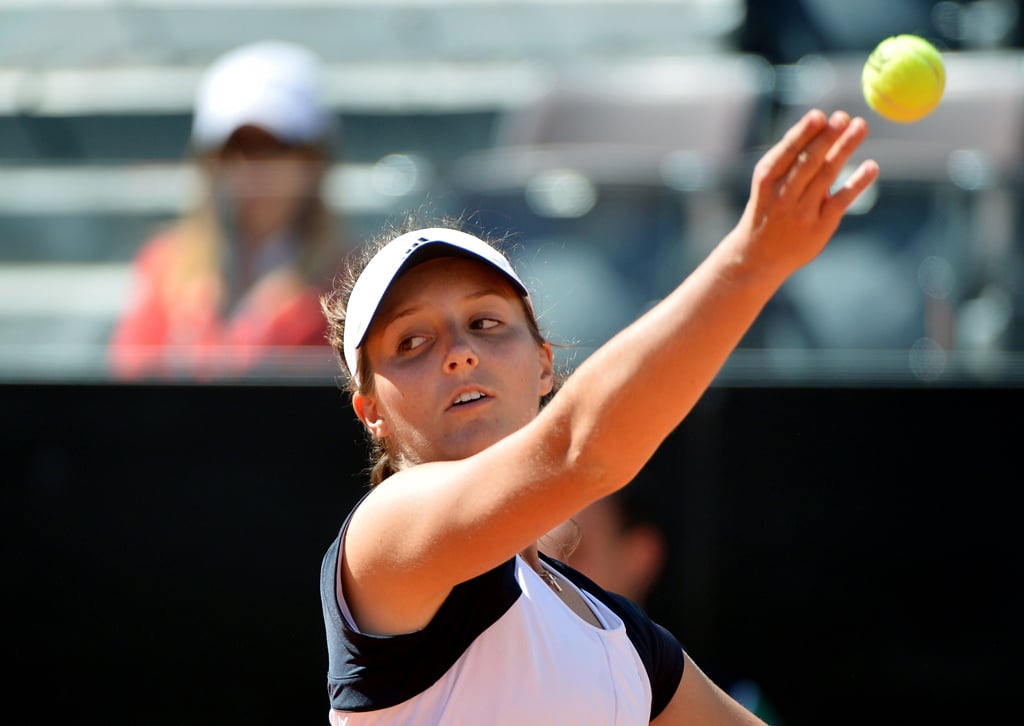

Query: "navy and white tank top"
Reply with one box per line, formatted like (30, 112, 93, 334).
(320, 510, 684, 724)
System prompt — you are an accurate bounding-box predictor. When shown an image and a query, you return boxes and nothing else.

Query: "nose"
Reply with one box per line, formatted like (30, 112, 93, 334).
(443, 330, 478, 374)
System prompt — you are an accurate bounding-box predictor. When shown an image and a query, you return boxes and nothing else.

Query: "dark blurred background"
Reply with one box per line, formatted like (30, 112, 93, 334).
(2, 1, 1023, 724)
(4, 383, 1019, 725)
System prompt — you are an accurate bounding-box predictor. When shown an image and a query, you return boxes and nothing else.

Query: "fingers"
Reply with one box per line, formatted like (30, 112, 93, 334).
(781, 110, 856, 200)
(755, 109, 830, 185)
(738, 108, 879, 274)
(756, 109, 878, 221)
(824, 158, 880, 223)
(798, 114, 870, 205)
(800, 114, 879, 227)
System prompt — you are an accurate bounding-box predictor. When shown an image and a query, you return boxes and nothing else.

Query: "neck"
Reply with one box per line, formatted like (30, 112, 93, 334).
(520, 544, 542, 571)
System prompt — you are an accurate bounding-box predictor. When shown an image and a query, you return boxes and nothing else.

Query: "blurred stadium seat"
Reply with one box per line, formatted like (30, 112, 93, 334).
(450, 54, 775, 366)
(0, 1, 747, 380)
(760, 50, 1024, 363)
(2, 2, 1023, 383)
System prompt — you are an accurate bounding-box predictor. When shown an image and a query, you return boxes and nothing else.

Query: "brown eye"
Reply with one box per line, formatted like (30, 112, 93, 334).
(472, 318, 500, 330)
(398, 335, 427, 352)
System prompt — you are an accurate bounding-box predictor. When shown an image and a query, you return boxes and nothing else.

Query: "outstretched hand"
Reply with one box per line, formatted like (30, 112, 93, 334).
(732, 109, 880, 281)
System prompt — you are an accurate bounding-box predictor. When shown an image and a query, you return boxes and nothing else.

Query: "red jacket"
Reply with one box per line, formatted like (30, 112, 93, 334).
(109, 232, 334, 379)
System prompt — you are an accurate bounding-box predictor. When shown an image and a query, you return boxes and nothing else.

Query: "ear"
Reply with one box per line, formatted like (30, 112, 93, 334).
(352, 392, 389, 438)
(538, 341, 555, 397)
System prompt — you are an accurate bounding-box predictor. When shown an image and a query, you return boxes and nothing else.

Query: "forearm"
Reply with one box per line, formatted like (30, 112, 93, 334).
(549, 228, 786, 488)
(539, 109, 878, 494)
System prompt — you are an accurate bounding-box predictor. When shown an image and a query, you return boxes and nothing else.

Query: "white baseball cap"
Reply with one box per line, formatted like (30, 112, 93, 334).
(191, 40, 332, 151)
(343, 228, 532, 385)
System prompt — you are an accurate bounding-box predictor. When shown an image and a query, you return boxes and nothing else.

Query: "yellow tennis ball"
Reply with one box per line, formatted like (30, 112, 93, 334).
(862, 34, 945, 123)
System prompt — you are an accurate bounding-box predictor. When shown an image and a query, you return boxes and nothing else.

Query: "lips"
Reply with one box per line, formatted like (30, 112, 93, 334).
(451, 390, 486, 406)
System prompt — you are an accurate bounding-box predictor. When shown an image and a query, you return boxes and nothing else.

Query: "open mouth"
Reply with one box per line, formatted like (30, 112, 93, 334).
(452, 391, 487, 406)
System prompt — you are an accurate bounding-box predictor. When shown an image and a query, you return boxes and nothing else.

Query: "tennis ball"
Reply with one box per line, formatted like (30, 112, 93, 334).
(862, 35, 945, 123)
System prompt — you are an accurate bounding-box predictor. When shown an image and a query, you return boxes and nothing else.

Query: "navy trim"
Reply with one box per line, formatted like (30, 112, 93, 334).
(319, 490, 683, 717)
(321, 533, 521, 711)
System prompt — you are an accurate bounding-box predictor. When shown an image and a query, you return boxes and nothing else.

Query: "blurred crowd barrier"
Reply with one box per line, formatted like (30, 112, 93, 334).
(1, 0, 1022, 385)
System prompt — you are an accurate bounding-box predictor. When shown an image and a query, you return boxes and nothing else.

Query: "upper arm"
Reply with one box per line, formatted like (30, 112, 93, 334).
(341, 416, 611, 632)
(651, 651, 770, 726)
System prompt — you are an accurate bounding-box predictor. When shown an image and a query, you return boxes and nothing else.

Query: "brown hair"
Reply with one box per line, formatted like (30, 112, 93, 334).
(321, 212, 564, 486)
(156, 143, 342, 313)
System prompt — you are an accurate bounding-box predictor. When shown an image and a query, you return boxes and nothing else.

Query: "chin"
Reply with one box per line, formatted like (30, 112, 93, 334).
(443, 429, 505, 461)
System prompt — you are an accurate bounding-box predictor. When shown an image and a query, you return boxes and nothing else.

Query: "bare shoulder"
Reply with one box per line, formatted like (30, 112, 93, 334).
(339, 467, 457, 634)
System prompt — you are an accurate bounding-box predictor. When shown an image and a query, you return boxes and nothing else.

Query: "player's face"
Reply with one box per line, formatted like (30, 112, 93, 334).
(355, 256, 553, 466)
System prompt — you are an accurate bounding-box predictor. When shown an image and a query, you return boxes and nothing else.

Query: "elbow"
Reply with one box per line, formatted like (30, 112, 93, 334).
(536, 407, 649, 502)
(559, 437, 641, 501)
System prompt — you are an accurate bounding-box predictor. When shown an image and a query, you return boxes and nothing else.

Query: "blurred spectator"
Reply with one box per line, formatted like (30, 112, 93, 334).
(109, 40, 351, 379)
(543, 487, 787, 724)
(542, 490, 667, 606)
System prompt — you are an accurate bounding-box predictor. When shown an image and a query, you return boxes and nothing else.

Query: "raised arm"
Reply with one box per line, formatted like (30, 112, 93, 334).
(342, 109, 878, 630)
(551, 109, 878, 482)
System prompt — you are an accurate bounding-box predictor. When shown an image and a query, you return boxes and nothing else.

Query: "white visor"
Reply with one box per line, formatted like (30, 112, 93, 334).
(343, 228, 531, 386)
